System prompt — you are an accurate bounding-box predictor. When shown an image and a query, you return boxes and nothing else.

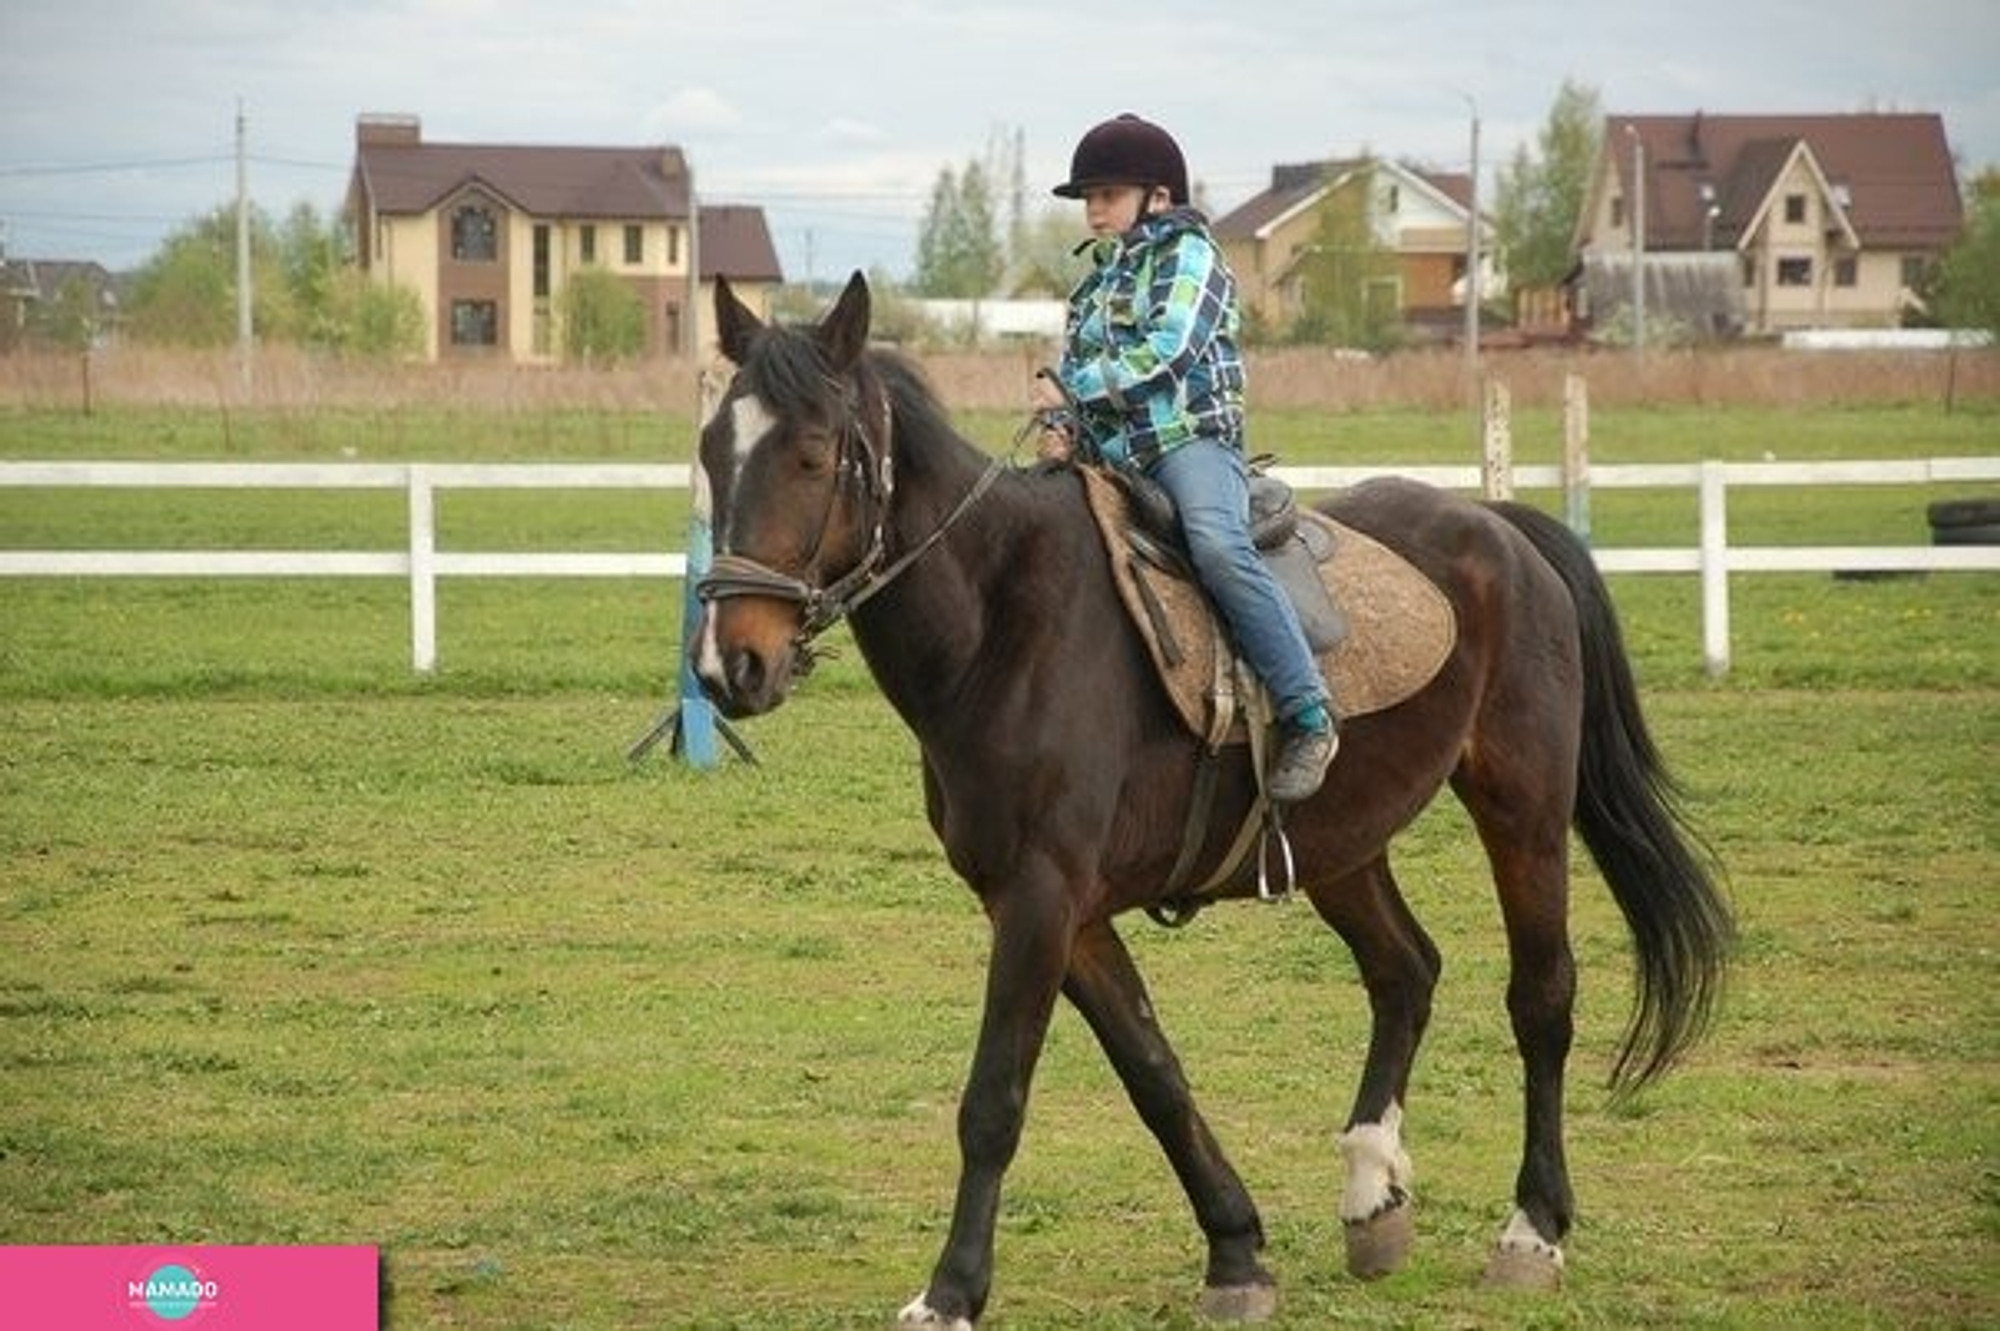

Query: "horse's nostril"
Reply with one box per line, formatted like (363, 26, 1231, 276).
(727, 648, 767, 700)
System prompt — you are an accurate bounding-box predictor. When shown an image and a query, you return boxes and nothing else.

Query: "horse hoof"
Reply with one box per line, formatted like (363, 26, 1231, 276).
(1344, 1200, 1415, 1279)
(897, 1294, 974, 1330)
(1482, 1244, 1564, 1292)
(1197, 1281, 1277, 1323)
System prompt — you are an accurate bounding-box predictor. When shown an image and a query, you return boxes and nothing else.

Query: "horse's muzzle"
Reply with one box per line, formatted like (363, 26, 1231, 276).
(690, 599, 804, 718)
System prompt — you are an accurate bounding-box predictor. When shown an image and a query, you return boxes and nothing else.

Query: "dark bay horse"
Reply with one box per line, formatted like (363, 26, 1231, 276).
(690, 273, 1733, 1327)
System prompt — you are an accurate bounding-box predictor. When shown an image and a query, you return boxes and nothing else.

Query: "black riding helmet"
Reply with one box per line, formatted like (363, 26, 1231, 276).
(1052, 113, 1190, 206)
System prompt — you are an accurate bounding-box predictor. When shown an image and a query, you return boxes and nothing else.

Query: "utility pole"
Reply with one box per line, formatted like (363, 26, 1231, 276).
(1626, 123, 1645, 356)
(1463, 97, 1481, 375)
(235, 99, 253, 387)
(685, 159, 700, 359)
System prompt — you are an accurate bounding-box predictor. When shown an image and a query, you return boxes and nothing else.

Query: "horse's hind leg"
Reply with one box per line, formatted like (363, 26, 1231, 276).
(1063, 919, 1276, 1322)
(1456, 749, 1578, 1289)
(1306, 856, 1440, 1279)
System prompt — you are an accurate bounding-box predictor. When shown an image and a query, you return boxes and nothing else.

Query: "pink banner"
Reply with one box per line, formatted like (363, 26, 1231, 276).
(0, 1246, 378, 1329)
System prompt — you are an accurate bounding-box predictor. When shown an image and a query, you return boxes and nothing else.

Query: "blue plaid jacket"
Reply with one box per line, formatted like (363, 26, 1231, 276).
(1056, 206, 1246, 471)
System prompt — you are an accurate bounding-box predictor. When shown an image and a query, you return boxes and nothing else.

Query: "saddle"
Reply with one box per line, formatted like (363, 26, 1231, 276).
(1079, 464, 1457, 750)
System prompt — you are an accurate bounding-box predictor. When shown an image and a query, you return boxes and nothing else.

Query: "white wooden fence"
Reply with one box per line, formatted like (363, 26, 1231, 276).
(3, 457, 1996, 676)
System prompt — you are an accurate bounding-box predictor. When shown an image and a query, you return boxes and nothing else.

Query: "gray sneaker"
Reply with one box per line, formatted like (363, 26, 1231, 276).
(1268, 725, 1338, 803)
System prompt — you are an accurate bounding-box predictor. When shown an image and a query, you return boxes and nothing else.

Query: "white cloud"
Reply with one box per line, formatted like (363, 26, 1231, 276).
(648, 88, 744, 137)
(818, 119, 886, 146)
(2, 0, 1993, 279)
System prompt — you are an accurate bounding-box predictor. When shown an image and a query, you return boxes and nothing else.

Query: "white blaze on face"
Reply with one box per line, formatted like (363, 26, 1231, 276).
(693, 594, 726, 691)
(696, 393, 776, 543)
(729, 394, 776, 477)
(691, 392, 778, 695)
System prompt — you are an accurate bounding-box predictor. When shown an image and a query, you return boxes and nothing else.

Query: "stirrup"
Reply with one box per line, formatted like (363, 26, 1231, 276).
(1257, 807, 1295, 903)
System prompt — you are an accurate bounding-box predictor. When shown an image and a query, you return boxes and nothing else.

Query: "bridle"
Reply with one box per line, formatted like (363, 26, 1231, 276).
(695, 369, 1005, 655)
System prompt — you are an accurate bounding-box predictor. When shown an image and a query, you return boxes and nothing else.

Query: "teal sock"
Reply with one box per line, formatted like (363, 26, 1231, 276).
(1287, 701, 1332, 734)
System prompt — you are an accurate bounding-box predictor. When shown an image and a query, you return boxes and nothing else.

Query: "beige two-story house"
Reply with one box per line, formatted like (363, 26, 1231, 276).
(1214, 158, 1498, 342)
(346, 114, 782, 362)
(1574, 112, 1963, 337)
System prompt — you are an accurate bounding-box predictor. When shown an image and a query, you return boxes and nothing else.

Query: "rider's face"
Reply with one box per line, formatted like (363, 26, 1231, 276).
(1082, 184, 1163, 236)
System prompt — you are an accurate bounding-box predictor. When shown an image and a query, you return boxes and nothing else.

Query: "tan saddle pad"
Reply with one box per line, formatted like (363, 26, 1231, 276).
(1080, 466, 1456, 744)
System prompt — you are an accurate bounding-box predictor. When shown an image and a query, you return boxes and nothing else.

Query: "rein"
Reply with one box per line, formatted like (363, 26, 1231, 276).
(697, 387, 1007, 651)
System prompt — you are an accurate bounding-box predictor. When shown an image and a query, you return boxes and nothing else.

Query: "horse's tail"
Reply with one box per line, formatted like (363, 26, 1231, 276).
(1490, 501, 1735, 1094)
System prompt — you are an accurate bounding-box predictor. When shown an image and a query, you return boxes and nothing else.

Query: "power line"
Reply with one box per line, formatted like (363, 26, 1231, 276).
(248, 153, 350, 173)
(0, 206, 196, 225)
(0, 154, 230, 178)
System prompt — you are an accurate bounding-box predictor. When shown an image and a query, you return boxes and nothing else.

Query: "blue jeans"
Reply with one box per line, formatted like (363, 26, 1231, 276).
(1145, 441, 1329, 721)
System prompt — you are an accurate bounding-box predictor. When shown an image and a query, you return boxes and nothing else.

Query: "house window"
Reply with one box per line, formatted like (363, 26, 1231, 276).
(623, 225, 643, 265)
(533, 226, 550, 299)
(1833, 256, 1858, 288)
(1784, 194, 1807, 225)
(450, 299, 498, 347)
(1901, 255, 1927, 289)
(667, 226, 680, 266)
(1611, 197, 1626, 229)
(1776, 257, 1813, 287)
(580, 225, 597, 264)
(1741, 255, 1756, 288)
(451, 205, 497, 262)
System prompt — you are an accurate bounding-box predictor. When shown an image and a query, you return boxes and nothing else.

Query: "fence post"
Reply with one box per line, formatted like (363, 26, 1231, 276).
(1699, 460, 1730, 677)
(1563, 372, 1591, 541)
(408, 464, 438, 673)
(1481, 375, 1513, 500)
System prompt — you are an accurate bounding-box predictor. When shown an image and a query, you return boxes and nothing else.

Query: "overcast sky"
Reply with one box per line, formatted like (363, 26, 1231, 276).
(3, 0, 1995, 281)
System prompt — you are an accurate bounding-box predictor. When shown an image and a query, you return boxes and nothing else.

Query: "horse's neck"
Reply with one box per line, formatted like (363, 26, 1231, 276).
(852, 440, 1055, 726)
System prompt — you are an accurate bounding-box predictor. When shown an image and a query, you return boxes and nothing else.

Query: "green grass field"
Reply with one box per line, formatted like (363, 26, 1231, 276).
(1, 401, 1996, 1327)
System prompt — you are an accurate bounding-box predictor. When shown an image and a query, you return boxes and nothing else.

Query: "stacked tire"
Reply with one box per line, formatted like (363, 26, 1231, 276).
(1927, 498, 2000, 546)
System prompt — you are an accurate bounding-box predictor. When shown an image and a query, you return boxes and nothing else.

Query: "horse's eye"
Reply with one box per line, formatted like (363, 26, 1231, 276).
(793, 435, 837, 476)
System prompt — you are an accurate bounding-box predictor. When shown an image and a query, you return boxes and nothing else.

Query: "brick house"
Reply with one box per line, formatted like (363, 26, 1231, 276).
(1573, 112, 1964, 337)
(346, 114, 782, 362)
(1213, 158, 1498, 341)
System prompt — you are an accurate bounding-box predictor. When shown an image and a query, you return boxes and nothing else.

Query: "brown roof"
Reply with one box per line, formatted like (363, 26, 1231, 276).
(1425, 171, 1474, 213)
(353, 127, 689, 220)
(1214, 159, 1473, 240)
(1214, 159, 1363, 240)
(698, 204, 783, 283)
(1607, 112, 1963, 251)
(348, 116, 782, 282)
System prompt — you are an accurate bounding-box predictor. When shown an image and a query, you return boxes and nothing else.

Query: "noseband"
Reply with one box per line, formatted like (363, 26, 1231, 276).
(696, 373, 1005, 652)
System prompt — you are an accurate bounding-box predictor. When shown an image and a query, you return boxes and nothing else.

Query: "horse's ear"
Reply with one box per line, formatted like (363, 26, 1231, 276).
(817, 271, 872, 372)
(714, 274, 762, 365)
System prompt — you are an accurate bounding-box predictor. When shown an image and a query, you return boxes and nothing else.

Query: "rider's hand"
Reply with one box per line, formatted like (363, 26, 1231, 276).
(1036, 421, 1073, 463)
(1030, 370, 1075, 463)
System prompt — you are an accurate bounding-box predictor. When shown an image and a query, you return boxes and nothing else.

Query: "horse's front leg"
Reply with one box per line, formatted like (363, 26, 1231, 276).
(899, 878, 1075, 1329)
(1064, 919, 1276, 1322)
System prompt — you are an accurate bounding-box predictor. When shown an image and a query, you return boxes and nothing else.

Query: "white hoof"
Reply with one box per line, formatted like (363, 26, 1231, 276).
(897, 1293, 973, 1330)
(1481, 1209, 1565, 1290)
(1343, 1198, 1415, 1279)
(1197, 1281, 1278, 1322)
(1483, 1244, 1564, 1290)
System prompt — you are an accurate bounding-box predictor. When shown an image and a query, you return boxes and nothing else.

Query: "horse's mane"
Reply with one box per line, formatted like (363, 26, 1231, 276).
(867, 350, 960, 462)
(736, 323, 846, 422)
(737, 321, 982, 480)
